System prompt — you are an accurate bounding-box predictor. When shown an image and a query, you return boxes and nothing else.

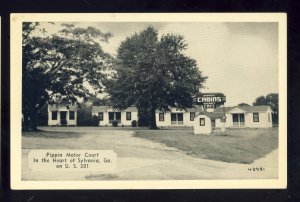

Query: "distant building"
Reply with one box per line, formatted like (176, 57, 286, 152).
(213, 105, 273, 128)
(48, 104, 78, 126)
(156, 105, 273, 129)
(92, 106, 138, 126)
(193, 112, 215, 134)
(155, 106, 203, 127)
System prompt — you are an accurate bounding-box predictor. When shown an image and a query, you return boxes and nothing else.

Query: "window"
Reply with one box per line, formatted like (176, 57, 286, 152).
(52, 111, 58, 120)
(69, 111, 75, 120)
(126, 112, 131, 121)
(268, 113, 271, 122)
(159, 113, 164, 121)
(190, 112, 195, 121)
(200, 118, 205, 126)
(253, 113, 259, 122)
(98, 112, 103, 121)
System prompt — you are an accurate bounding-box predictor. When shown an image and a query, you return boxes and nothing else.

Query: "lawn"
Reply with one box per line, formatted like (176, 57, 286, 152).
(22, 130, 83, 138)
(133, 128, 278, 164)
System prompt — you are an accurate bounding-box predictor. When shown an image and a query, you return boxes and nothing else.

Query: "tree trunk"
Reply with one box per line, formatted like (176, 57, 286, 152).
(22, 113, 30, 131)
(149, 106, 158, 129)
(29, 110, 39, 131)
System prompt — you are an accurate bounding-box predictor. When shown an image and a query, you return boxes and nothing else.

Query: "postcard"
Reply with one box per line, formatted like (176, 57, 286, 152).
(10, 13, 287, 189)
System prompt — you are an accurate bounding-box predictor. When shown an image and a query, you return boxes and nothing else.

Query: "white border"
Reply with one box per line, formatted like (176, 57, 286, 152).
(10, 13, 287, 189)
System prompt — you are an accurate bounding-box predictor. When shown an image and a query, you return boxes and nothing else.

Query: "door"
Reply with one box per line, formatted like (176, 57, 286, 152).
(211, 119, 216, 129)
(116, 112, 121, 123)
(171, 113, 177, 125)
(239, 114, 245, 126)
(109, 112, 114, 124)
(171, 113, 183, 125)
(108, 112, 121, 124)
(177, 113, 183, 125)
(60, 111, 67, 125)
(232, 114, 239, 126)
(232, 113, 245, 126)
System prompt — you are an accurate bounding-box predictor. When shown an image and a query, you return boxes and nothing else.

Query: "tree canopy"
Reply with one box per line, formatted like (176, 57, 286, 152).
(253, 93, 279, 124)
(22, 22, 113, 130)
(105, 26, 207, 128)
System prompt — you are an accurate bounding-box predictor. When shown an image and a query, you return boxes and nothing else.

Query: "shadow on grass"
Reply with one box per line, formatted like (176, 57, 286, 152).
(133, 128, 278, 164)
(22, 131, 83, 138)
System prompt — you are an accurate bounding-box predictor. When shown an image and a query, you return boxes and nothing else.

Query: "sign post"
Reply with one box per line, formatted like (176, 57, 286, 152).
(195, 93, 226, 134)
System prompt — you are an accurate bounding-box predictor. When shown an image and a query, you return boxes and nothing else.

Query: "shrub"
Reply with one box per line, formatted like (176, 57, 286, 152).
(131, 120, 137, 127)
(36, 104, 48, 126)
(92, 115, 100, 126)
(112, 120, 118, 127)
(60, 119, 67, 126)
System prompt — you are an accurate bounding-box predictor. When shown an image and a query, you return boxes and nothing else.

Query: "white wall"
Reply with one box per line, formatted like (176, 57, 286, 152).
(121, 111, 138, 126)
(214, 109, 272, 128)
(156, 108, 196, 127)
(48, 106, 77, 126)
(92, 110, 138, 126)
(245, 110, 272, 128)
(193, 115, 212, 135)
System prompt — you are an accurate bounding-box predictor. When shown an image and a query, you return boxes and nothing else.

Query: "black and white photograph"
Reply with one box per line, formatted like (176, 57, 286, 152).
(10, 13, 287, 189)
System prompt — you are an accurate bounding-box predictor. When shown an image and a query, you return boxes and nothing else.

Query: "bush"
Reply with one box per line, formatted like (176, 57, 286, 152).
(36, 104, 48, 126)
(92, 115, 100, 126)
(78, 117, 92, 126)
(77, 116, 100, 126)
(60, 119, 67, 126)
(131, 120, 137, 127)
(112, 120, 118, 127)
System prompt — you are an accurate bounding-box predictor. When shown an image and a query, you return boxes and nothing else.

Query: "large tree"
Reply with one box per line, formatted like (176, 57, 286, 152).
(106, 27, 207, 129)
(22, 23, 113, 131)
(253, 93, 279, 124)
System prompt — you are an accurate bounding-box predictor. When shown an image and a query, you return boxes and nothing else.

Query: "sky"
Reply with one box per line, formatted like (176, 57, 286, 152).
(34, 22, 278, 106)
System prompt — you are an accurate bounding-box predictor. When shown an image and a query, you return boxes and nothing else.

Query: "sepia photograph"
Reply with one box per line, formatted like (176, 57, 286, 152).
(10, 13, 287, 189)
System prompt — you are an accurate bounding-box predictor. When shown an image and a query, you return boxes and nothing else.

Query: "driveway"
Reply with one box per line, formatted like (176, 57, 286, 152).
(22, 127, 278, 181)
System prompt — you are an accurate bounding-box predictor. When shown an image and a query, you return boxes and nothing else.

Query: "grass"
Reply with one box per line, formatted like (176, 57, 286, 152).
(22, 131, 83, 138)
(133, 128, 278, 164)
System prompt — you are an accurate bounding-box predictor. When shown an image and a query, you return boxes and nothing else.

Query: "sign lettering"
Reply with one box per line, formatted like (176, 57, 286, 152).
(196, 93, 226, 108)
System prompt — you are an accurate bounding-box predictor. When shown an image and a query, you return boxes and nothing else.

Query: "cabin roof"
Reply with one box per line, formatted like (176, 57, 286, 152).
(48, 104, 77, 111)
(213, 105, 270, 114)
(92, 106, 138, 113)
(155, 106, 203, 113)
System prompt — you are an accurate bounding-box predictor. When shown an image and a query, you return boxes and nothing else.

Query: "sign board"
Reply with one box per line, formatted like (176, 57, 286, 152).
(196, 93, 226, 108)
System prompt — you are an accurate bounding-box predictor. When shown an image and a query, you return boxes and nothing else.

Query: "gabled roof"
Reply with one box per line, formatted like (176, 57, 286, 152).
(122, 106, 138, 112)
(48, 104, 77, 111)
(92, 106, 109, 113)
(213, 105, 270, 114)
(195, 111, 224, 119)
(92, 106, 138, 113)
(213, 107, 234, 114)
(155, 106, 203, 113)
(237, 105, 270, 112)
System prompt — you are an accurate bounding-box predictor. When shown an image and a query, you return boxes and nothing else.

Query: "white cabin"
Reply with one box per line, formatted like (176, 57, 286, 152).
(92, 106, 138, 126)
(193, 113, 213, 135)
(213, 105, 273, 128)
(155, 106, 203, 127)
(48, 104, 77, 126)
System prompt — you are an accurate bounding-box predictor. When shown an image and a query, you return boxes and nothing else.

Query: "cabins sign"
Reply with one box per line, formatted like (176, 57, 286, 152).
(196, 93, 226, 108)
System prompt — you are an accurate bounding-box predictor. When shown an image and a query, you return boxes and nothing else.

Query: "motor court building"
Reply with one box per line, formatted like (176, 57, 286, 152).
(47, 104, 272, 129)
(91, 106, 138, 126)
(155, 105, 273, 129)
(155, 106, 203, 127)
(213, 105, 273, 128)
(48, 104, 78, 126)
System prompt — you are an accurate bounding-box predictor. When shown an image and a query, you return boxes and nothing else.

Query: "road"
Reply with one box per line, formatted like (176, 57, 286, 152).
(22, 127, 278, 181)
